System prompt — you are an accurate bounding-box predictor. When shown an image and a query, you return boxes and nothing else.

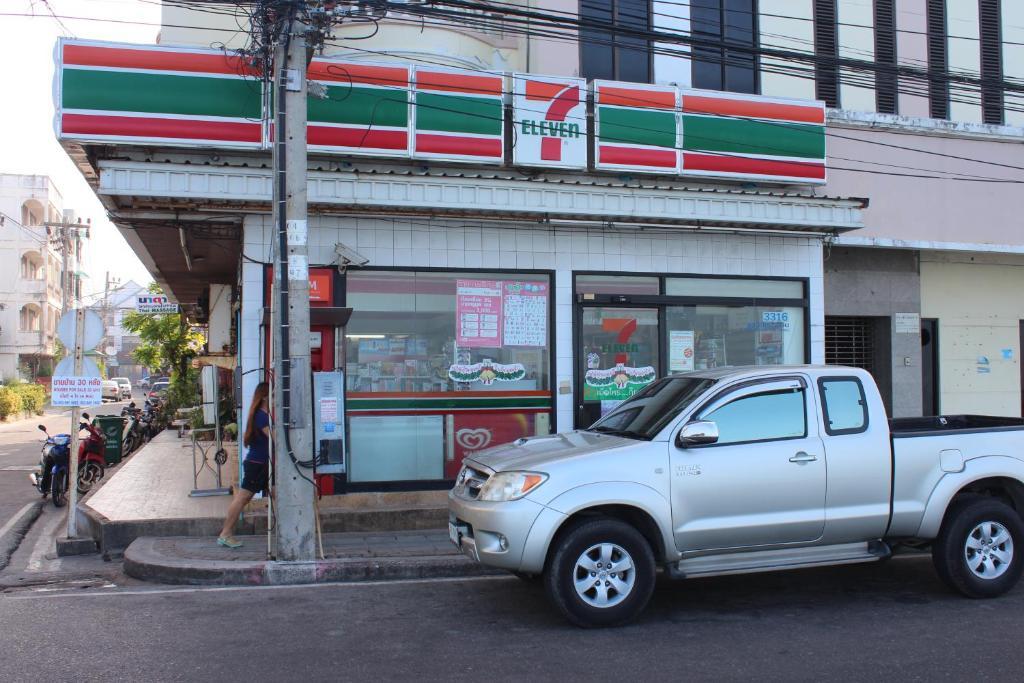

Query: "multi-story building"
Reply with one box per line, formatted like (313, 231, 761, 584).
(86, 279, 150, 382)
(53, 0, 1023, 498)
(0, 174, 88, 380)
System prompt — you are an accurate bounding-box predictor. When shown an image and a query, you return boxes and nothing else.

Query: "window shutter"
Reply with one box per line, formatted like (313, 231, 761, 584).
(978, 0, 1003, 125)
(874, 0, 897, 114)
(813, 0, 839, 108)
(926, 0, 949, 120)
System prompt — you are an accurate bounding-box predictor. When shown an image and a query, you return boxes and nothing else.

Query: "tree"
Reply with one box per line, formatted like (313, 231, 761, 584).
(121, 285, 204, 380)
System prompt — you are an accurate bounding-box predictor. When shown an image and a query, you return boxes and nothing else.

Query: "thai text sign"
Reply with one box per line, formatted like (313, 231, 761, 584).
(456, 280, 503, 348)
(52, 376, 102, 407)
(136, 295, 179, 314)
(55, 39, 826, 184)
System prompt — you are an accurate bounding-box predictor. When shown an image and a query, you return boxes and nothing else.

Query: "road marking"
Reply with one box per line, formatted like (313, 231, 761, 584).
(0, 466, 38, 471)
(26, 511, 66, 572)
(0, 503, 36, 539)
(3, 574, 514, 600)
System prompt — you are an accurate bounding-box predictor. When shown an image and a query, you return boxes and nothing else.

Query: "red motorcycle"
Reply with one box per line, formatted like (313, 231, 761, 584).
(76, 413, 107, 494)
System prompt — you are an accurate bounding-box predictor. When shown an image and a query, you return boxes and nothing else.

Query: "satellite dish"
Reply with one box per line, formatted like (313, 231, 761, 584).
(105, 345, 117, 356)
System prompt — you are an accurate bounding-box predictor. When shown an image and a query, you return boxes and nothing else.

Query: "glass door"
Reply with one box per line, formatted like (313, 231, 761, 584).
(577, 306, 660, 428)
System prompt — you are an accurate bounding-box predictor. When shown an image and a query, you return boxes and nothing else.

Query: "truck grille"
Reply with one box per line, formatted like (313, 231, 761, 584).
(455, 464, 490, 500)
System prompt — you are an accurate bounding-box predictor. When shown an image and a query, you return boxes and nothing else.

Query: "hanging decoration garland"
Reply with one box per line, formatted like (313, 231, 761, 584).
(449, 360, 527, 385)
(585, 363, 656, 390)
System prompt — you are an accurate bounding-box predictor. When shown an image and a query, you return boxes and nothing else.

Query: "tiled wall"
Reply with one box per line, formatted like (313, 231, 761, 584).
(243, 215, 825, 433)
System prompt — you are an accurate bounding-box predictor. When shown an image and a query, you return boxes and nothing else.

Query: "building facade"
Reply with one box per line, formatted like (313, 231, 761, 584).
(55, 0, 1024, 495)
(86, 279, 149, 382)
(0, 174, 87, 380)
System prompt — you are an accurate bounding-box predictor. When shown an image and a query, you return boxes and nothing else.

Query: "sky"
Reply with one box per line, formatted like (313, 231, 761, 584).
(0, 0, 162, 298)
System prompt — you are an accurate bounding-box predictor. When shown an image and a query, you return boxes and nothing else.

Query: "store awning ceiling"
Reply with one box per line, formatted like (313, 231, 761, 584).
(96, 159, 866, 235)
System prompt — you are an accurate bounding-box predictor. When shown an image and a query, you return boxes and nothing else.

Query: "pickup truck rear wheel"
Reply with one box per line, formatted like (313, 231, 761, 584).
(544, 518, 655, 628)
(932, 497, 1024, 599)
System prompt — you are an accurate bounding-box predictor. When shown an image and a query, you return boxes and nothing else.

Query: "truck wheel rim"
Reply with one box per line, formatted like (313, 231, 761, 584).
(573, 542, 635, 608)
(964, 521, 1014, 580)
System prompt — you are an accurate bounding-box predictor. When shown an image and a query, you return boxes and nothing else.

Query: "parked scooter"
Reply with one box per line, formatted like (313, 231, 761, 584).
(121, 402, 146, 454)
(31, 427, 71, 507)
(31, 414, 107, 505)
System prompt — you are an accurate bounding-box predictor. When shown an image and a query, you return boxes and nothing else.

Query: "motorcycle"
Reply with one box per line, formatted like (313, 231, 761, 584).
(31, 428, 71, 507)
(121, 402, 146, 455)
(31, 415, 108, 505)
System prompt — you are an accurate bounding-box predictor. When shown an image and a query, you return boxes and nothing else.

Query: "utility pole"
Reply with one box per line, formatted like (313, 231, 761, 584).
(65, 307, 86, 539)
(272, 8, 316, 562)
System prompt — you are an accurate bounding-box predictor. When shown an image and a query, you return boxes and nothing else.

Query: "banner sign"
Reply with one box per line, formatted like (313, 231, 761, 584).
(593, 81, 680, 174)
(135, 295, 179, 314)
(51, 376, 103, 407)
(512, 75, 586, 169)
(56, 39, 826, 184)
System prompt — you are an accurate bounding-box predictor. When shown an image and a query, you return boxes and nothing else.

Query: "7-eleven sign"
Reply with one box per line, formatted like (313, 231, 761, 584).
(512, 74, 587, 170)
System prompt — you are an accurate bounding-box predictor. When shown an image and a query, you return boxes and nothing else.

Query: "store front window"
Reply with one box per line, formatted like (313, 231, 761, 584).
(345, 270, 553, 485)
(575, 273, 808, 428)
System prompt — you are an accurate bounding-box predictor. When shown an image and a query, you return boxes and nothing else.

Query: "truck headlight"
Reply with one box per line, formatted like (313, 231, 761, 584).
(477, 471, 548, 502)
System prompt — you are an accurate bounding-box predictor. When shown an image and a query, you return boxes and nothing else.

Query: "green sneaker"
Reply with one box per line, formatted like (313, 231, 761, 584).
(217, 536, 243, 549)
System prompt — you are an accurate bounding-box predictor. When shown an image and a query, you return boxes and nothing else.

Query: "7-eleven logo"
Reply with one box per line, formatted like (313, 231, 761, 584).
(518, 78, 585, 165)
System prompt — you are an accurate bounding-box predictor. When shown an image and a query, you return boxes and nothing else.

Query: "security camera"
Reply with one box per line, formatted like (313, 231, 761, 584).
(334, 242, 369, 268)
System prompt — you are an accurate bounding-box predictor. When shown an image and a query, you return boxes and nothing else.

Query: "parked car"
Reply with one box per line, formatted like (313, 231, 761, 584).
(111, 377, 132, 399)
(148, 380, 170, 401)
(449, 365, 1024, 627)
(101, 380, 120, 402)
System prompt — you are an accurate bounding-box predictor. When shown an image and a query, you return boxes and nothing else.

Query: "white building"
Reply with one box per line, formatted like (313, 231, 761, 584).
(0, 174, 88, 380)
(86, 279, 150, 381)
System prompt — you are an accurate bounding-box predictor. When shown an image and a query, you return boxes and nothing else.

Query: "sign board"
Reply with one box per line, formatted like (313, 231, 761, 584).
(136, 295, 179, 314)
(55, 39, 826, 185)
(512, 75, 587, 169)
(54, 356, 101, 378)
(502, 281, 547, 347)
(895, 313, 921, 334)
(51, 376, 102, 407)
(56, 309, 104, 350)
(309, 271, 333, 303)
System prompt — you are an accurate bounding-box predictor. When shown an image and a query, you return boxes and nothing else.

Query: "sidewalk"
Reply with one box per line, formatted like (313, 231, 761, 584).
(124, 530, 503, 586)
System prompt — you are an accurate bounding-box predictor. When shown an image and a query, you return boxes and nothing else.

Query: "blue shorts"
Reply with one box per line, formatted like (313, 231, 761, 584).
(240, 460, 269, 495)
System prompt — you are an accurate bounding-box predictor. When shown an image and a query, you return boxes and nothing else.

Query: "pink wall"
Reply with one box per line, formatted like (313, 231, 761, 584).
(826, 126, 1024, 245)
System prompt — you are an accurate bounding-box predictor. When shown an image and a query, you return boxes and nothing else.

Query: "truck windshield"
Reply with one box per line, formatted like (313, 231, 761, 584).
(587, 377, 716, 440)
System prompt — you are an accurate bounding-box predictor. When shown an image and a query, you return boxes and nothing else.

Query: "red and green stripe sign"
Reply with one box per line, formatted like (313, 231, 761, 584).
(306, 61, 411, 156)
(58, 41, 262, 147)
(347, 391, 550, 414)
(594, 82, 679, 173)
(680, 92, 826, 182)
(413, 68, 504, 162)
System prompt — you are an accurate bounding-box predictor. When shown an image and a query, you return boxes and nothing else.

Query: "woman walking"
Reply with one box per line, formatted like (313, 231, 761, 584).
(218, 381, 271, 548)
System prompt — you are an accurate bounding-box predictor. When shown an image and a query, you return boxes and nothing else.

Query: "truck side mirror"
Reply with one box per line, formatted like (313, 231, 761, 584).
(676, 420, 719, 448)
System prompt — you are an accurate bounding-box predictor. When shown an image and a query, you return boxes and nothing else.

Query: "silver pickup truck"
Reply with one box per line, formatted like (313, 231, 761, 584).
(448, 365, 1024, 627)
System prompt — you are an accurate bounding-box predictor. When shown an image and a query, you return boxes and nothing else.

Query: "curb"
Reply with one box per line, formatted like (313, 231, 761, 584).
(0, 501, 44, 572)
(124, 537, 505, 586)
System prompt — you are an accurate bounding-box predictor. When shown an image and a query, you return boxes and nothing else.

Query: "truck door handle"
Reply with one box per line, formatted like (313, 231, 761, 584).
(789, 452, 817, 463)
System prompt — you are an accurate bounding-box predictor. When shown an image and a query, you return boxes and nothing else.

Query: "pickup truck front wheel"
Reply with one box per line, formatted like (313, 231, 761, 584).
(933, 497, 1024, 599)
(544, 518, 655, 628)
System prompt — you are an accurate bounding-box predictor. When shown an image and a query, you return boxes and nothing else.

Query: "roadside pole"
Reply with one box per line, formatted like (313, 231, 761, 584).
(66, 307, 86, 539)
(272, 13, 316, 562)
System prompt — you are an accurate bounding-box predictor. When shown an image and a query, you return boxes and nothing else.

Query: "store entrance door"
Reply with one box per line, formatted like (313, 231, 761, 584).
(576, 306, 660, 428)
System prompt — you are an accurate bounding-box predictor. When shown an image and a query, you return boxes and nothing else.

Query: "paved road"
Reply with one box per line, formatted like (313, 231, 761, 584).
(0, 395, 134, 531)
(0, 555, 1020, 681)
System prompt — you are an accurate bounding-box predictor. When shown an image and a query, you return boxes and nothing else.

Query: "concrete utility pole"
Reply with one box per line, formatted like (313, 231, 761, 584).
(66, 307, 85, 539)
(272, 11, 316, 562)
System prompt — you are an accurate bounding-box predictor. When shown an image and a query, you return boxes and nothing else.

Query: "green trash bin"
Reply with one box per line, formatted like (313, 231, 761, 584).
(93, 415, 125, 466)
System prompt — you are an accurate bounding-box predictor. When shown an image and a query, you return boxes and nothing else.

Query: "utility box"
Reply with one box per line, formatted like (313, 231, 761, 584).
(313, 370, 345, 474)
(93, 415, 125, 465)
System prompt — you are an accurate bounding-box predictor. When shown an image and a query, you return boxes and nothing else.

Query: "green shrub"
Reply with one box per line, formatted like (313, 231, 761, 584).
(10, 383, 46, 415)
(0, 387, 20, 419)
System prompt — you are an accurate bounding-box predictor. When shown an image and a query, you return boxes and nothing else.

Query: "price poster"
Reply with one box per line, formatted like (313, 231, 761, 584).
(456, 280, 503, 347)
(669, 330, 695, 372)
(51, 376, 102, 407)
(503, 281, 548, 347)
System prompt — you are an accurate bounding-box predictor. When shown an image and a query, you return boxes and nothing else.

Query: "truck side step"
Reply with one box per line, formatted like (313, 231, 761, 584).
(669, 541, 891, 580)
